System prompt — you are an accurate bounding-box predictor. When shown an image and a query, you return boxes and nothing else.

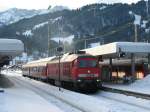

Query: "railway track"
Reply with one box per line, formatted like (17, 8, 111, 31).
(102, 86, 150, 100)
(10, 76, 84, 112)
(92, 91, 150, 112)
(9, 76, 150, 112)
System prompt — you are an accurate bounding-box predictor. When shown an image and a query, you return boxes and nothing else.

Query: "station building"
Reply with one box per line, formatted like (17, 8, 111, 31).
(83, 42, 150, 83)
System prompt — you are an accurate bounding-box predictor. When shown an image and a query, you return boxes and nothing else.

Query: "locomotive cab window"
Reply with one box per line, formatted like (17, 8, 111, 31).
(78, 58, 97, 68)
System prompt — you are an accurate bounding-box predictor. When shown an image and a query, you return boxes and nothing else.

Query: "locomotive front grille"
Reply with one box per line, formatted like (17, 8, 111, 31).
(78, 74, 99, 78)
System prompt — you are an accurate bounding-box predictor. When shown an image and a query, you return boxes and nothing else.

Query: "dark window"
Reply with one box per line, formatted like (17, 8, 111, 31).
(79, 60, 97, 68)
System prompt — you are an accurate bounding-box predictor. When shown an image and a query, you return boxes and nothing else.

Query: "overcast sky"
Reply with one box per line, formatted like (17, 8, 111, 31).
(0, 0, 141, 12)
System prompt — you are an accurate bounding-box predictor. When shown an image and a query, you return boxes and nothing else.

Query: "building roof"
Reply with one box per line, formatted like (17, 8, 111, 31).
(0, 39, 24, 57)
(83, 42, 150, 58)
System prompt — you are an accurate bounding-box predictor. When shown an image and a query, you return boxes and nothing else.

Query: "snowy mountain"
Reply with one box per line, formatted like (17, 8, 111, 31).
(50, 6, 69, 12)
(0, 6, 68, 26)
(0, 8, 48, 25)
(0, 0, 149, 56)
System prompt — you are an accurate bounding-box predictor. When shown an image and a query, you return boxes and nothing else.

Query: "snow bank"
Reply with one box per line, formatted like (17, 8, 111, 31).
(1, 70, 22, 76)
(131, 74, 150, 87)
(19, 76, 146, 112)
(0, 87, 63, 112)
(104, 74, 150, 95)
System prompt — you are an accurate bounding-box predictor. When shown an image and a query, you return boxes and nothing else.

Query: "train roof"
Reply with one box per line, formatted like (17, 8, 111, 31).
(48, 53, 94, 64)
(23, 56, 56, 67)
(23, 53, 96, 67)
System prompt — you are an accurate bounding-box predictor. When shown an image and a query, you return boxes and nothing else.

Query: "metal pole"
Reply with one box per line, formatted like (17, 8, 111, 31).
(146, 0, 149, 18)
(134, 24, 138, 42)
(148, 53, 150, 73)
(131, 53, 136, 81)
(58, 49, 61, 91)
(84, 39, 87, 49)
(48, 21, 50, 57)
(109, 57, 112, 82)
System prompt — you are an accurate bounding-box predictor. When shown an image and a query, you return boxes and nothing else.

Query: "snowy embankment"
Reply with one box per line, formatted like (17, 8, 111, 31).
(0, 88, 63, 112)
(0, 72, 64, 112)
(1, 69, 22, 76)
(104, 74, 150, 95)
(2, 70, 150, 112)
(18, 76, 120, 112)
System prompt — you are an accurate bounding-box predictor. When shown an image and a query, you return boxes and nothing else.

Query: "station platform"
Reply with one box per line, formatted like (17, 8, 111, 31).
(103, 77, 150, 95)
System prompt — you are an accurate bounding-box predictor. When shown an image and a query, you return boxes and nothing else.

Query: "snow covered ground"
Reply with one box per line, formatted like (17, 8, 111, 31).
(1, 70, 150, 112)
(104, 74, 150, 95)
(0, 87, 63, 112)
(0, 71, 64, 112)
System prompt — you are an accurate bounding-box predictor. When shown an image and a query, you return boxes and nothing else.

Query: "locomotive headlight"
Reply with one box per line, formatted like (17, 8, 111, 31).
(77, 79, 82, 82)
(96, 79, 101, 82)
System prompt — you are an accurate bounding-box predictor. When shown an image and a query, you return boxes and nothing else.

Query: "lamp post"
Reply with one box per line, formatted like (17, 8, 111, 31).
(47, 21, 50, 57)
(47, 6, 51, 57)
(146, 0, 149, 19)
(57, 43, 63, 91)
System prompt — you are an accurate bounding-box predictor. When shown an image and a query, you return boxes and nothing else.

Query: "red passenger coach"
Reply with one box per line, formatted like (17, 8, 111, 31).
(22, 53, 101, 91)
(22, 57, 55, 80)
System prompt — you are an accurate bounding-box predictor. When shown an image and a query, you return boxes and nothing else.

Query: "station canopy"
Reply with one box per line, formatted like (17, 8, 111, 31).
(0, 39, 24, 66)
(83, 42, 150, 58)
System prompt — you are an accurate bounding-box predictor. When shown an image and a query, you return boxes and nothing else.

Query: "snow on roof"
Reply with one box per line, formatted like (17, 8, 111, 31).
(23, 56, 56, 67)
(83, 42, 150, 57)
(0, 39, 24, 57)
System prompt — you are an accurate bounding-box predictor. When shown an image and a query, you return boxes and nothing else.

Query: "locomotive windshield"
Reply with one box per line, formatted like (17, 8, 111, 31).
(78, 59, 97, 68)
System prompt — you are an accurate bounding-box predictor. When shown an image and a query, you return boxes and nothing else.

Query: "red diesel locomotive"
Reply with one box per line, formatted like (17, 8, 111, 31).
(22, 52, 101, 90)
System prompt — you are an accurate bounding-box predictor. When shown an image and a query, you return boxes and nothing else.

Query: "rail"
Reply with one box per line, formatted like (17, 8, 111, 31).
(102, 86, 150, 100)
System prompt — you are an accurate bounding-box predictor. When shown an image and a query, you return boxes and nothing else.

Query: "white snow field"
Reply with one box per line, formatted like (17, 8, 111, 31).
(1, 70, 150, 112)
(0, 87, 63, 112)
(104, 74, 150, 95)
(0, 71, 64, 112)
